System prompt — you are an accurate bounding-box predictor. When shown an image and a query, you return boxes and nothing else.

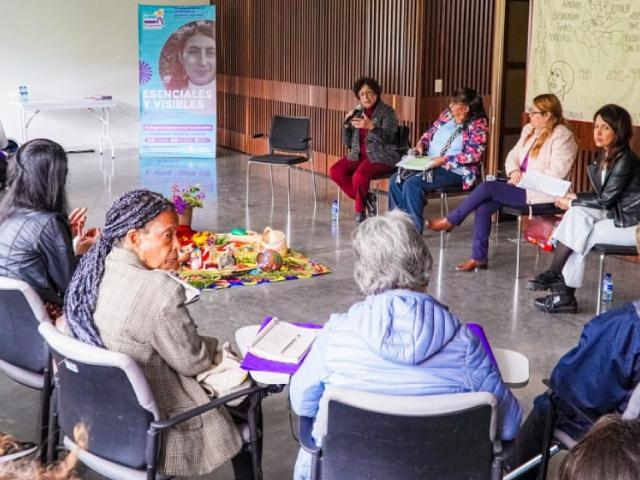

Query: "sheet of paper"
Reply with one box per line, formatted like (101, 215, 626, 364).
(516, 170, 571, 198)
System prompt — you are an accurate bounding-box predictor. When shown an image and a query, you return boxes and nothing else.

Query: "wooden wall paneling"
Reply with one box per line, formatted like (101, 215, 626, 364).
(215, 0, 498, 189)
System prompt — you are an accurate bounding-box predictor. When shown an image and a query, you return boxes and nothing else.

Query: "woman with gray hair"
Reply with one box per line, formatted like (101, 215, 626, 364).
(289, 210, 522, 480)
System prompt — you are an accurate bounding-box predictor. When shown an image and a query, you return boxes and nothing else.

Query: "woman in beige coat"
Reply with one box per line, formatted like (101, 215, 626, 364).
(63, 189, 250, 478)
(426, 93, 577, 271)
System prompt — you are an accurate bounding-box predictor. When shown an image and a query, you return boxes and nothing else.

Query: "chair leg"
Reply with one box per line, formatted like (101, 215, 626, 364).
(245, 162, 251, 207)
(269, 165, 274, 200)
(247, 392, 264, 480)
(444, 193, 450, 216)
(596, 253, 605, 315)
(38, 363, 52, 462)
(515, 216, 522, 279)
(286, 167, 292, 211)
(46, 384, 59, 464)
(439, 193, 445, 250)
(375, 181, 381, 215)
(310, 159, 317, 204)
(538, 395, 558, 480)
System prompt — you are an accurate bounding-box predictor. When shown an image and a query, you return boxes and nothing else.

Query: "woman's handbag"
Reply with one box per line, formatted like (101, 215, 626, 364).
(523, 215, 563, 251)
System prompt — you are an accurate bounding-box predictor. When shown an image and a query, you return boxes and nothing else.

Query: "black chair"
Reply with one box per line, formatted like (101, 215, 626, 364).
(0, 276, 53, 462)
(592, 244, 638, 315)
(505, 379, 640, 480)
(38, 322, 275, 480)
(500, 204, 564, 278)
(247, 115, 316, 210)
(298, 387, 505, 480)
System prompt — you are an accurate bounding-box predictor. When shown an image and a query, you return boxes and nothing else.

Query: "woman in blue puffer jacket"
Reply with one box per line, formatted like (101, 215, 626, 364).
(289, 210, 522, 480)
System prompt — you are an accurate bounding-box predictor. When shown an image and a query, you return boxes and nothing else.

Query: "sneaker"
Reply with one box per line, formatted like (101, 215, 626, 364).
(364, 193, 377, 217)
(534, 293, 578, 314)
(527, 270, 565, 291)
(355, 212, 367, 224)
(0, 440, 37, 463)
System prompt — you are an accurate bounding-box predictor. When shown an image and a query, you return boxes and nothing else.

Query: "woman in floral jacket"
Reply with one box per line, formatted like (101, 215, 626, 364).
(389, 87, 488, 234)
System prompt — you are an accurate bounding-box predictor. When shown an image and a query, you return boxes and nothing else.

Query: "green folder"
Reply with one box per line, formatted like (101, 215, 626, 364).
(397, 156, 435, 171)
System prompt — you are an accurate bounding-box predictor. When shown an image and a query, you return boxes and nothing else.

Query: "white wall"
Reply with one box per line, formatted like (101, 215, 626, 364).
(0, 0, 208, 150)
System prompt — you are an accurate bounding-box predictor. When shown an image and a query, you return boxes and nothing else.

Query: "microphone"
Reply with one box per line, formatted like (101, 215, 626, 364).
(344, 105, 364, 126)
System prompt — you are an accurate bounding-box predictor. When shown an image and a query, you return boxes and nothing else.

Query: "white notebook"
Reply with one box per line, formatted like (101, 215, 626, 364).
(249, 317, 319, 364)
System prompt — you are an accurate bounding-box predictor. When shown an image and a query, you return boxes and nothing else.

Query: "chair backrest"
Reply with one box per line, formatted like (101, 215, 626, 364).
(38, 323, 159, 470)
(395, 125, 411, 152)
(269, 116, 310, 153)
(0, 276, 50, 376)
(317, 387, 498, 480)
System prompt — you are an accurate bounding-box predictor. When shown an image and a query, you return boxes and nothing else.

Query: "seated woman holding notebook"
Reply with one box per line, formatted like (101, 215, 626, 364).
(289, 210, 522, 480)
(529, 104, 640, 313)
(426, 93, 577, 271)
(388, 87, 488, 234)
(63, 189, 255, 479)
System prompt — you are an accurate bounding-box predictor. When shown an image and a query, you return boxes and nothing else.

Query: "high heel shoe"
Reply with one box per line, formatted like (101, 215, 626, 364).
(427, 217, 453, 232)
(456, 259, 488, 272)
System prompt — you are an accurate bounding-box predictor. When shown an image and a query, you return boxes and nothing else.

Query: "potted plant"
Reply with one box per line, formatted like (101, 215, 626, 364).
(171, 184, 205, 227)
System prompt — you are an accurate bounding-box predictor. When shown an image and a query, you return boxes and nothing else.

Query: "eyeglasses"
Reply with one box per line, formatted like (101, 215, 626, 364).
(527, 109, 545, 116)
(449, 100, 465, 107)
(358, 90, 376, 98)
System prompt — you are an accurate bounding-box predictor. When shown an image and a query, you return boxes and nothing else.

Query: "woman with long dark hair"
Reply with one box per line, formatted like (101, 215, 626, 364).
(0, 139, 97, 320)
(530, 104, 640, 313)
(64, 189, 253, 478)
(426, 93, 577, 271)
(389, 87, 489, 234)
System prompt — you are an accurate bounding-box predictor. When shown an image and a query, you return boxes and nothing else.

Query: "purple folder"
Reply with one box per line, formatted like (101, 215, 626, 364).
(240, 316, 323, 375)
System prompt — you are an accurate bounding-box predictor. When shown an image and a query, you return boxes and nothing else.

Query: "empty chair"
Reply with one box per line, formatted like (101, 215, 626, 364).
(247, 115, 316, 210)
(38, 322, 267, 480)
(0, 276, 52, 460)
(298, 387, 505, 480)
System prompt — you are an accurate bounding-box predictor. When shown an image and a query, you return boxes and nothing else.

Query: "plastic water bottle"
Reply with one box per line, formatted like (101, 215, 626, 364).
(18, 86, 28, 102)
(602, 272, 613, 303)
(331, 200, 339, 221)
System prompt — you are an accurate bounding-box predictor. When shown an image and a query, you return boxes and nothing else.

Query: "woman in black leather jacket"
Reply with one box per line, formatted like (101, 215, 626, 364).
(527, 104, 640, 313)
(0, 139, 98, 320)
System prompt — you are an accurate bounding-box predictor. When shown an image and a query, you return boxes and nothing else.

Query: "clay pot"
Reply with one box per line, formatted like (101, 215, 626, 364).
(256, 249, 284, 271)
(260, 227, 287, 256)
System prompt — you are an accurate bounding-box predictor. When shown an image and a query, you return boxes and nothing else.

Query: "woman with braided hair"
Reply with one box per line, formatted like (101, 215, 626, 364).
(64, 189, 252, 478)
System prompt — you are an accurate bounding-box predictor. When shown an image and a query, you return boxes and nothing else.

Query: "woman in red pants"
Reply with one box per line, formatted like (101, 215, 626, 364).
(330, 77, 401, 224)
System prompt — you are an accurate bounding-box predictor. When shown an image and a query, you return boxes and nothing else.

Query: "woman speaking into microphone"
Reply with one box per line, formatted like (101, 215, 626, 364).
(329, 77, 401, 224)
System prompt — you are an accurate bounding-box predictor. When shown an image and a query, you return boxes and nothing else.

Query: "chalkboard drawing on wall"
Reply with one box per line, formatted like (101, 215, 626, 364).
(527, 0, 640, 125)
(547, 61, 574, 101)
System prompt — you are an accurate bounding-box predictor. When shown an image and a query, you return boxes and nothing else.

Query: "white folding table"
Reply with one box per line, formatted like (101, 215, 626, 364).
(11, 98, 117, 158)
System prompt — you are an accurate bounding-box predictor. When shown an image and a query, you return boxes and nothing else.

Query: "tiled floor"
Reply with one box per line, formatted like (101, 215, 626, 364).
(1, 147, 637, 479)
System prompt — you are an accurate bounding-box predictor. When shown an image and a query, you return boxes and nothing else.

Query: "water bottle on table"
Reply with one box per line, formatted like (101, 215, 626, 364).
(18, 86, 29, 102)
(601, 272, 613, 303)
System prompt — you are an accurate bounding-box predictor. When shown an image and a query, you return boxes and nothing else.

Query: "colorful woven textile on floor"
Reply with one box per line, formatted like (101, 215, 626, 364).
(176, 226, 331, 290)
